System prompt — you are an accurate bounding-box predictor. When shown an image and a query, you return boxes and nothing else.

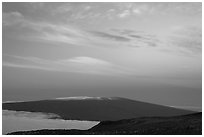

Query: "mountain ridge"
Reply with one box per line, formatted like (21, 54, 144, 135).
(3, 97, 196, 121)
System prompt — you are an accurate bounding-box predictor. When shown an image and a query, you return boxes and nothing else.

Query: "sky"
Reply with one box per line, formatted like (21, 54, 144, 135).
(2, 2, 202, 111)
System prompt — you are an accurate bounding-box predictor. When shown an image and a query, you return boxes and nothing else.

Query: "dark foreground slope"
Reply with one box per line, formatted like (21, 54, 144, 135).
(3, 97, 195, 121)
(8, 112, 202, 135)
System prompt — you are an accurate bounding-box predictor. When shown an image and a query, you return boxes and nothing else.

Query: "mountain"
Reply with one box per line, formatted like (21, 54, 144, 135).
(3, 97, 195, 121)
(8, 112, 202, 135)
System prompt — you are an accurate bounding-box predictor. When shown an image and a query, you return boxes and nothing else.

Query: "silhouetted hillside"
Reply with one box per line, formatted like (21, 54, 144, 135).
(8, 112, 202, 135)
(3, 97, 195, 121)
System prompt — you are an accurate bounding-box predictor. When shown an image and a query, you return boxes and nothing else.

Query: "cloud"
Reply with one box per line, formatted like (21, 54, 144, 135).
(3, 11, 92, 46)
(132, 8, 141, 15)
(51, 3, 73, 15)
(116, 3, 151, 17)
(89, 31, 130, 42)
(3, 12, 24, 26)
(3, 11, 159, 49)
(3, 110, 60, 119)
(7, 6, 199, 52)
(3, 3, 201, 25)
(64, 56, 112, 66)
(168, 26, 202, 54)
(131, 4, 149, 15)
(56, 56, 135, 75)
(160, 3, 201, 16)
(47, 3, 152, 20)
(3, 54, 52, 65)
(3, 54, 62, 72)
(3, 62, 56, 71)
(129, 34, 150, 40)
(3, 55, 133, 76)
(50, 3, 103, 20)
(109, 28, 161, 48)
(110, 28, 137, 35)
(129, 34, 160, 47)
(118, 10, 130, 18)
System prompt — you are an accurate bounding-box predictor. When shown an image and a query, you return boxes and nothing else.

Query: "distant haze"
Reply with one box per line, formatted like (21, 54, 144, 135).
(2, 2, 202, 111)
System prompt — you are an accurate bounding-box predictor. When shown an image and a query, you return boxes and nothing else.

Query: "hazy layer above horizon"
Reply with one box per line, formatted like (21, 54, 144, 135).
(2, 2, 202, 111)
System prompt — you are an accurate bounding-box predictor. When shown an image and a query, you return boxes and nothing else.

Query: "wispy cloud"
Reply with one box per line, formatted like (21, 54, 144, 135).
(3, 11, 90, 46)
(89, 31, 130, 42)
(117, 10, 131, 18)
(2, 12, 24, 26)
(3, 11, 162, 49)
(3, 11, 134, 48)
(167, 26, 202, 54)
(4, 11, 159, 50)
(2, 3, 201, 53)
(132, 8, 142, 15)
(3, 62, 56, 71)
(65, 56, 112, 66)
(109, 28, 161, 48)
(3, 55, 134, 76)
(110, 28, 137, 35)
(3, 3, 201, 23)
(3, 54, 58, 71)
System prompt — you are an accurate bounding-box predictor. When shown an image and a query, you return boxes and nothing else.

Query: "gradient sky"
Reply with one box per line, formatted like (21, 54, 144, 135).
(2, 2, 202, 111)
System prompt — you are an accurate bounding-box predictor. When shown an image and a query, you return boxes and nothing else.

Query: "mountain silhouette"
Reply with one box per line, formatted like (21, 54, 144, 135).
(3, 97, 195, 121)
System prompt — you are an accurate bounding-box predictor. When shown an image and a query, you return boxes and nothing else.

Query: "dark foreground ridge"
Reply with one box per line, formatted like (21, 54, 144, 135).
(3, 97, 195, 121)
(8, 112, 202, 135)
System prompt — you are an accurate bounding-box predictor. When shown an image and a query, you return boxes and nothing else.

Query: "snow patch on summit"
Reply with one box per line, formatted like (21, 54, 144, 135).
(55, 96, 116, 100)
